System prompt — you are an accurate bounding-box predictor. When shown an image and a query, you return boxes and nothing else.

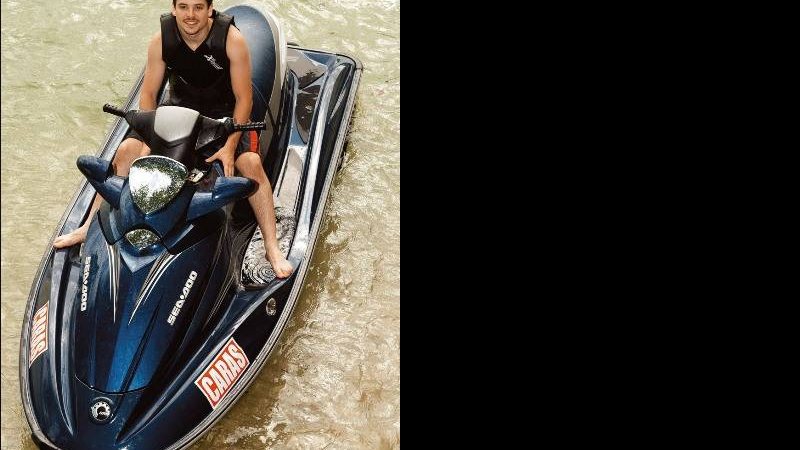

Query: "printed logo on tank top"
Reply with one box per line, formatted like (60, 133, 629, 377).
(204, 54, 223, 70)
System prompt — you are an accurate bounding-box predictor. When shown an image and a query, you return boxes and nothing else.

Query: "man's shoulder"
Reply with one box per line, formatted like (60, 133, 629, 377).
(225, 21, 244, 40)
(149, 31, 163, 48)
(225, 25, 247, 50)
(146, 31, 163, 59)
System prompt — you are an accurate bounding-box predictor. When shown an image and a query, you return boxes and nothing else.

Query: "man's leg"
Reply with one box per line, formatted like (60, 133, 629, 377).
(53, 138, 147, 248)
(235, 152, 294, 278)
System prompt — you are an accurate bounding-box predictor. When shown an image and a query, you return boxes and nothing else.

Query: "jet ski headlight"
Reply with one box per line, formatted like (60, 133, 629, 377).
(129, 156, 188, 214)
(125, 229, 160, 249)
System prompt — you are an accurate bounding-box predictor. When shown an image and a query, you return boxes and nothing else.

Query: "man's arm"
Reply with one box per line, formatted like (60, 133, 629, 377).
(227, 26, 253, 130)
(140, 33, 166, 111)
(205, 26, 252, 176)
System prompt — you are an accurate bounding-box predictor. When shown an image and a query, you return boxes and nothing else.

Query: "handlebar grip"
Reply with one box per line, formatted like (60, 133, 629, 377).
(233, 122, 267, 131)
(103, 104, 127, 117)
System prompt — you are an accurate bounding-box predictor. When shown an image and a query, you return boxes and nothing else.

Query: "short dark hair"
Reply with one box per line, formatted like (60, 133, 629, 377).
(173, 0, 212, 6)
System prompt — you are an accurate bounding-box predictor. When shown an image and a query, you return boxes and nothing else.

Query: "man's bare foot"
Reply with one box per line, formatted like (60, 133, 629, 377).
(53, 225, 88, 249)
(266, 246, 293, 278)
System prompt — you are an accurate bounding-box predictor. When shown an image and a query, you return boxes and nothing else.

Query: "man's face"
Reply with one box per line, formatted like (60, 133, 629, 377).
(172, 0, 212, 37)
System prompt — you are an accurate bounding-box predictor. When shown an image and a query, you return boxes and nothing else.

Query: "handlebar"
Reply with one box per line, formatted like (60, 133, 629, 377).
(233, 122, 267, 131)
(103, 104, 127, 118)
(103, 104, 265, 131)
(101, 104, 267, 174)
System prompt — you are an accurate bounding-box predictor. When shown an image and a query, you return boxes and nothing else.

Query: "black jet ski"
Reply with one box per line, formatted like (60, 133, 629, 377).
(19, 4, 361, 449)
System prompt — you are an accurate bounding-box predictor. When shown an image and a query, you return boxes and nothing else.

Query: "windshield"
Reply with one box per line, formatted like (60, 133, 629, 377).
(128, 156, 188, 214)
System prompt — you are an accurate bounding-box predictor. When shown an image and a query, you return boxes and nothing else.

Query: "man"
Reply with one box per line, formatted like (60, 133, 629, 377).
(54, 0, 293, 278)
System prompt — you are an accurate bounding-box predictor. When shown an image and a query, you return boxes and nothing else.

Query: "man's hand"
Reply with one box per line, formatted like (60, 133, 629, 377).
(205, 144, 236, 176)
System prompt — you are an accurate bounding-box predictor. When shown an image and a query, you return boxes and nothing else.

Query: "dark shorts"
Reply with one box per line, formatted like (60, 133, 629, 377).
(124, 128, 259, 159)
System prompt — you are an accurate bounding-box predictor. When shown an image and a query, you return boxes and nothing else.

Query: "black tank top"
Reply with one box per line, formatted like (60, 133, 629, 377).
(160, 11, 236, 118)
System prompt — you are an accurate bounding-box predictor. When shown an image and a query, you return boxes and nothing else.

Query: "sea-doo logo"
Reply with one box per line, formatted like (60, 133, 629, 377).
(80, 256, 91, 311)
(29, 302, 49, 367)
(204, 54, 223, 70)
(167, 270, 197, 325)
(194, 337, 250, 409)
(90, 399, 112, 423)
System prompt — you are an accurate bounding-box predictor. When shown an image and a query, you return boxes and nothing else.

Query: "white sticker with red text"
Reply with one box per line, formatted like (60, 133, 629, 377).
(29, 302, 49, 367)
(194, 337, 250, 409)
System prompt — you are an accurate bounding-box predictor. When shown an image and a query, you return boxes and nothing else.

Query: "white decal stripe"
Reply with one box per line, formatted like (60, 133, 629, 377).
(113, 246, 119, 321)
(105, 243, 117, 322)
(129, 253, 177, 324)
(142, 254, 176, 301)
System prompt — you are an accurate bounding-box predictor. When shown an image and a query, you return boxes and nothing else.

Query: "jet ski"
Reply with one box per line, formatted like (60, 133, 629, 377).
(19, 4, 361, 450)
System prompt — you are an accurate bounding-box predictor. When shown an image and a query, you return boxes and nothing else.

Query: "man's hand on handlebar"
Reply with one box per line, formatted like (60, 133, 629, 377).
(205, 143, 236, 177)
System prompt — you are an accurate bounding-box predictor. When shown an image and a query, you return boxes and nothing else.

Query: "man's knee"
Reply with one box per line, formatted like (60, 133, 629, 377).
(115, 139, 144, 159)
(236, 153, 265, 177)
(113, 138, 146, 175)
